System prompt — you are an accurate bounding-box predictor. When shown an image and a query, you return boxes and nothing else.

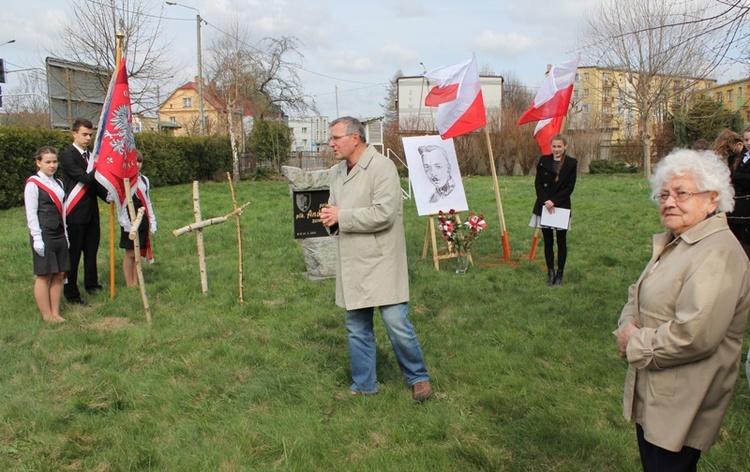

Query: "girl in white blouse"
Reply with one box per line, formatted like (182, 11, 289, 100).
(24, 146, 70, 322)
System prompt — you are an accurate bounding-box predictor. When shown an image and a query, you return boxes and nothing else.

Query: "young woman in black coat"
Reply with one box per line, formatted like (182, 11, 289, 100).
(530, 134, 578, 285)
(728, 126, 750, 256)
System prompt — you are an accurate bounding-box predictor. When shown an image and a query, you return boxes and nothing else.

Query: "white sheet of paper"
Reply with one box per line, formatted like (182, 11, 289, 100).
(540, 207, 570, 230)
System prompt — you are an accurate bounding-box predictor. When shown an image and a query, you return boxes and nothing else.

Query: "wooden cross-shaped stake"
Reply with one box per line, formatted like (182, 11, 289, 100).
(172, 180, 250, 295)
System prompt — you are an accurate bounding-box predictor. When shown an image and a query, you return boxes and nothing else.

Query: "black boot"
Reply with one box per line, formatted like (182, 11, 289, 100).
(547, 269, 556, 286)
(553, 269, 564, 286)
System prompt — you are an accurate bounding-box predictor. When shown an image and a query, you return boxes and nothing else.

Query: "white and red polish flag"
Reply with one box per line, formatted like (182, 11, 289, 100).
(424, 55, 487, 139)
(517, 57, 579, 126)
(93, 56, 138, 214)
(534, 116, 564, 154)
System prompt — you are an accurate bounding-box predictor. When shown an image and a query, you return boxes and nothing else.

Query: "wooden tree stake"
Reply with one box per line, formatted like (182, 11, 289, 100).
(124, 178, 151, 324)
(227, 172, 245, 305)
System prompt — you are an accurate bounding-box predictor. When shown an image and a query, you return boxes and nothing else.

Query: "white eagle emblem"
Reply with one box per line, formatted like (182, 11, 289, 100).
(104, 105, 136, 155)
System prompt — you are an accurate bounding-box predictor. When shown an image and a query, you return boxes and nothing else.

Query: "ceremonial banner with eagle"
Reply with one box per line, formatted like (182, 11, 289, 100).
(93, 56, 138, 213)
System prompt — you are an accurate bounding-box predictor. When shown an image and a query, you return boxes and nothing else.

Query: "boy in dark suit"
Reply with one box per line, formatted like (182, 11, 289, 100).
(59, 118, 108, 305)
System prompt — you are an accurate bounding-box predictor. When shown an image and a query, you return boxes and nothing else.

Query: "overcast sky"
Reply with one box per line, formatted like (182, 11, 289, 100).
(1, 0, 631, 120)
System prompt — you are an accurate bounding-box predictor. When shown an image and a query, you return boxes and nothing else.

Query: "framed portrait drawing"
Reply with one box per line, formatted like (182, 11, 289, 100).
(403, 135, 469, 216)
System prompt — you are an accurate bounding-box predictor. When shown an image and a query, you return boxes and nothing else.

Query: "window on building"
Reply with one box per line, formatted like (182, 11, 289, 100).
(603, 88, 610, 98)
(603, 73, 610, 83)
(302, 139, 308, 146)
(728, 89, 734, 102)
(170, 117, 176, 124)
(575, 73, 580, 81)
(582, 104, 590, 113)
(583, 89, 589, 98)
(584, 73, 590, 82)
(183, 97, 192, 108)
(739, 87, 743, 100)
(301, 127, 307, 133)
(718, 92, 723, 102)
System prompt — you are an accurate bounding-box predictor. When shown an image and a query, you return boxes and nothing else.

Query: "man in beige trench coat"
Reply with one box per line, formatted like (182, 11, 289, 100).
(321, 116, 431, 402)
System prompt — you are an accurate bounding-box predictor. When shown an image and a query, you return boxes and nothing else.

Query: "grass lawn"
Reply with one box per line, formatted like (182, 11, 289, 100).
(1, 173, 748, 471)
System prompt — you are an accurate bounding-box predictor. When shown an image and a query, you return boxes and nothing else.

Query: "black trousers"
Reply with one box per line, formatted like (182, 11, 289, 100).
(541, 228, 567, 271)
(637, 424, 701, 472)
(64, 220, 100, 300)
(728, 223, 750, 258)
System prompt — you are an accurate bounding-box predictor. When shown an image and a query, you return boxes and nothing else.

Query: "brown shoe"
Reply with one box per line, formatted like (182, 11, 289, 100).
(412, 381, 432, 402)
(333, 389, 358, 400)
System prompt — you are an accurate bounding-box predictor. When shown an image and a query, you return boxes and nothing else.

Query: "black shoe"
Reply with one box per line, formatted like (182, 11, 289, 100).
(547, 269, 556, 286)
(68, 298, 90, 307)
(86, 285, 103, 294)
(553, 269, 564, 286)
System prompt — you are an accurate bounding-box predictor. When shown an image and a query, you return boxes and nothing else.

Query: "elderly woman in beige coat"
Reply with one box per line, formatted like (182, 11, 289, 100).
(616, 149, 750, 472)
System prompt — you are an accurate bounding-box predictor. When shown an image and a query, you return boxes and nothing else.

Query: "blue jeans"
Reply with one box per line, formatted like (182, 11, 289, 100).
(345, 302, 429, 394)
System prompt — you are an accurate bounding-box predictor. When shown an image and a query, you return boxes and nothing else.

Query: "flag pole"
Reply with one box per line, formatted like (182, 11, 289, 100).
(529, 228, 540, 261)
(483, 126, 511, 261)
(109, 31, 125, 299)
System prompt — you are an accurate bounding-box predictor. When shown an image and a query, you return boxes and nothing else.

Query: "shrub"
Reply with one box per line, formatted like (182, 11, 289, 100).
(0, 127, 232, 210)
(588, 159, 639, 174)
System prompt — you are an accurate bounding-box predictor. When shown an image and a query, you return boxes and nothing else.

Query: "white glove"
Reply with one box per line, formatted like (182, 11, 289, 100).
(33, 239, 45, 257)
(106, 192, 116, 203)
(150, 221, 157, 234)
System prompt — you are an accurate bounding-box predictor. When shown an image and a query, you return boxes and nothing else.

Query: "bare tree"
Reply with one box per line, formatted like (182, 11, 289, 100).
(501, 71, 538, 175)
(1, 69, 50, 127)
(381, 69, 402, 126)
(566, 109, 614, 173)
(579, 0, 718, 178)
(205, 20, 311, 179)
(658, 1, 750, 72)
(205, 19, 249, 181)
(213, 33, 310, 119)
(54, 0, 174, 113)
(381, 70, 404, 162)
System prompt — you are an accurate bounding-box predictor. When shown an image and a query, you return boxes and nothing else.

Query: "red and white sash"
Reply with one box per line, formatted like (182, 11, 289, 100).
(135, 184, 154, 263)
(65, 152, 95, 216)
(26, 175, 66, 226)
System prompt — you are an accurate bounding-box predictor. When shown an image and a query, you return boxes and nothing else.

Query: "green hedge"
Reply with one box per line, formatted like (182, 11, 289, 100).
(588, 159, 640, 174)
(0, 126, 232, 210)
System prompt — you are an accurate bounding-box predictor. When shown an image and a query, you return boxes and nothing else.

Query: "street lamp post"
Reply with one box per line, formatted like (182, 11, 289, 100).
(157, 84, 162, 133)
(166, 2, 204, 136)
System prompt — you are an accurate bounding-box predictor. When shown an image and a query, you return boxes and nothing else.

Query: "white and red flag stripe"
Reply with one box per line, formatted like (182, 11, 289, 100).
(517, 57, 579, 126)
(93, 56, 138, 214)
(424, 55, 487, 139)
(533, 116, 564, 155)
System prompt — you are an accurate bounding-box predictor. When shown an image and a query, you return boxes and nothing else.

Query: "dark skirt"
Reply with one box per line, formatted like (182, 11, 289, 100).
(31, 231, 70, 276)
(119, 217, 148, 250)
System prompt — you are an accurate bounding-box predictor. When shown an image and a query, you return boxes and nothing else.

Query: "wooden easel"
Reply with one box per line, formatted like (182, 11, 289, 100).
(421, 213, 473, 271)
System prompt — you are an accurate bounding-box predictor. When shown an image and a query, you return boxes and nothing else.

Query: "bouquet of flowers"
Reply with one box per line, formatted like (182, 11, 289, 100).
(437, 209, 487, 254)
